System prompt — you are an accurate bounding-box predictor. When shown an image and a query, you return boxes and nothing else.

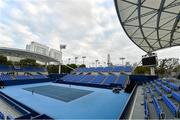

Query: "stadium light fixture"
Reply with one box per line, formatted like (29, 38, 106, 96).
(68, 58, 71, 64)
(95, 60, 99, 67)
(82, 56, 86, 65)
(120, 57, 125, 66)
(59, 44, 67, 74)
(75, 57, 78, 64)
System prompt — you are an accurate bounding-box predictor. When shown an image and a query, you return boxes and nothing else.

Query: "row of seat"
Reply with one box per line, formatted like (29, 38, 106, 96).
(151, 82, 180, 118)
(153, 81, 180, 107)
(0, 65, 47, 72)
(172, 92, 180, 102)
(0, 112, 14, 120)
(0, 75, 48, 81)
(152, 96, 164, 119)
(157, 80, 180, 91)
(144, 85, 164, 119)
(161, 84, 171, 93)
(75, 66, 132, 73)
(143, 90, 149, 119)
(162, 95, 178, 117)
(62, 74, 128, 87)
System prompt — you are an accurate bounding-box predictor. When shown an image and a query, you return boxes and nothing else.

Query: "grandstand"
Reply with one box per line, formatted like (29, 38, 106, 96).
(0, 0, 180, 119)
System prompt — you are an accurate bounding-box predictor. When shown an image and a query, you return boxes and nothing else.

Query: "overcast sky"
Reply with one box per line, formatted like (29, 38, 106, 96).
(0, 0, 179, 66)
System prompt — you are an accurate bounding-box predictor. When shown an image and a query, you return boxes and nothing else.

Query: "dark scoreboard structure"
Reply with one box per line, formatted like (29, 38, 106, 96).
(142, 53, 157, 66)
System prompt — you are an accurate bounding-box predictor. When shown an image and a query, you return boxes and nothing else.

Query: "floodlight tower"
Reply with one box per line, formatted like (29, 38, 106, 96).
(82, 56, 86, 65)
(59, 44, 66, 74)
(95, 60, 99, 67)
(68, 58, 71, 64)
(75, 57, 78, 65)
(120, 57, 125, 66)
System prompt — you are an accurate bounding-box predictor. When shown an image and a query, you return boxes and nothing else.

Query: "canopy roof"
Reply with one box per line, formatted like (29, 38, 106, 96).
(0, 47, 59, 63)
(114, 0, 180, 53)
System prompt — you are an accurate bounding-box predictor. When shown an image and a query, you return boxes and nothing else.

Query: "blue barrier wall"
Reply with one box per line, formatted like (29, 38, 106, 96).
(48, 73, 67, 81)
(129, 75, 158, 85)
(3, 78, 52, 86)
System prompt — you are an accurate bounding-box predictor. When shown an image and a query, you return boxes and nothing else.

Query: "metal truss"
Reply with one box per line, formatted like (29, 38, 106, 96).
(114, 0, 180, 53)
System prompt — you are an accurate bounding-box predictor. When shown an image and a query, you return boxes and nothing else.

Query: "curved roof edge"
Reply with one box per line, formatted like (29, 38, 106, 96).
(114, 0, 180, 53)
(0, 47, 60, 63)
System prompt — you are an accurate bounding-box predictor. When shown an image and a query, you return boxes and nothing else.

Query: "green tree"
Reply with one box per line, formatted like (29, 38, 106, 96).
(134, 66, 150, 75)
(47, 65, 59, 73)
(0, 55, 7, 64)
(156, 58, 179, 77)
(20, 58, 39, 66)
(79, 64, 86, 68)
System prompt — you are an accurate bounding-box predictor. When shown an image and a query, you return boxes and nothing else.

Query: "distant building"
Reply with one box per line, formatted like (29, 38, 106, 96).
(49, 48, 61, 62)
(7, 56, 22, 62)
(26, 41, 61, 63)
(26, 41, 49, 56)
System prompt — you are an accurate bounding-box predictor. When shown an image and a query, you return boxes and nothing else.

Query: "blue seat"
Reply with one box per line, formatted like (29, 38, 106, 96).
(144, 97, 149, 119)
(102, 67, 113, 72)
(161, 80, 168, 85)
(154, 86, 162, 96)
(116, 75, 127, 87)
(80, 75, 94, 83)
(91, 75, 106, 84)
(94, 67, 104, 72)
(73, 75, 86, 82)
(172, 92, 180, 102)
(0, 64, 11, 71)
(152, 96, 163, 119)
(0, 112, 5, 119)
(124, 66, 132, 72)
(7, 115, 14, 120)
(112, 66, 124, 72)
(168, 83, 179, 91)
(15, 75, 31, 80)
(155, 81, 162, 87)
(0, 75, 13, 81)
(102, 75, 116, 85)
(162, 94, 178, 116)
(161, 84, 171, 93)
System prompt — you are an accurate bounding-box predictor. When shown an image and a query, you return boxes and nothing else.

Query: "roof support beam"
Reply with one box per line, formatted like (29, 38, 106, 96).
(156, 0, 166, 48)
(137, 0, 154, 52)
(169, 12, 180, 46)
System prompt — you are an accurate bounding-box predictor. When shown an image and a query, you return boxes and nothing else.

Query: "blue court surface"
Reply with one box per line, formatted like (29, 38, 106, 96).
(0, 82, 130, 119)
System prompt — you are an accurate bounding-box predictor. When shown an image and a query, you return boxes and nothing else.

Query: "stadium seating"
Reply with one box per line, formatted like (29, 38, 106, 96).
(124, 66, 132, 72)
(80, 75, 95, 83)
(101, 67, 113, 72)
(152, 96, 163, 119)
(75, 66, 133, 73)
(161, 84, 171, 93)
(144, 90, 149, 119)
(15, 75, 31, 80)
(91, 75, 106, 84)
(0, 64, 11, 71)
(144, 99, 149, 119)
(7, 115, 14, 120)
(161, 80, 168, 85)
(162, 95, 178, 117)
(33, 75, 47, 79)
(155, 81, 162, 87)
(0, 75, 13, 81)
(116, 75, 127, 87)
(0, 112, 5, 119)
(112, 66, 124, 72)
(94, 67, 104, 72)
(172, 92, 180, 102)
(102, 75, 116, 85)
(154, 86, 162, 96)
(168, 83, 180, 91)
